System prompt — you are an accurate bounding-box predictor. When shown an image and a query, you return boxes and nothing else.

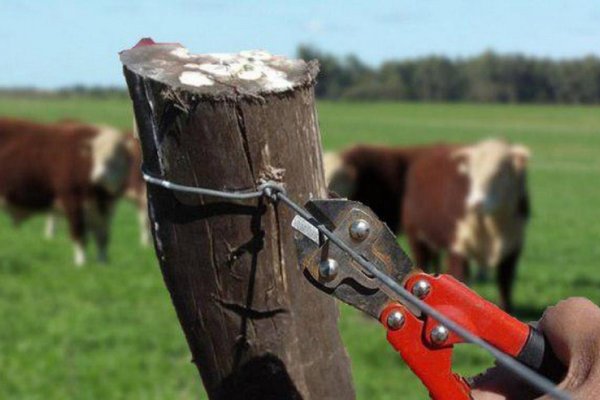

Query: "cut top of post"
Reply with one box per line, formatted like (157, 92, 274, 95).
(120, 39, 318, 98)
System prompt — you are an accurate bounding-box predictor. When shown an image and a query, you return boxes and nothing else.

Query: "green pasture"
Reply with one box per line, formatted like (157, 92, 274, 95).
(0, 97, 599, 399)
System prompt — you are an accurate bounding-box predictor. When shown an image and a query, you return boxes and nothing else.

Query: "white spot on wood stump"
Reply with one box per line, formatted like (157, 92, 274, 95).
(170, 47, 192, 59)
(208, 53, 240, 63)
(262, 67, 293, 90)
(197, 63, 243, 77)
(179, 71, 214, 87)
(239, 50, 273, 61)
(238, 65, 263, 80)
(183, 63, 202, 70)
(121, 45, 310, 94)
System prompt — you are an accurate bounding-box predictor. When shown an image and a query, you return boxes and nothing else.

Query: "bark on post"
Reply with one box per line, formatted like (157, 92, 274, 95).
(120, 39, 355, 400)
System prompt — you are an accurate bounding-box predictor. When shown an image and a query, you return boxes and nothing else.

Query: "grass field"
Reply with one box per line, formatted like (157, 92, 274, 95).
(1, 97, 599, 399)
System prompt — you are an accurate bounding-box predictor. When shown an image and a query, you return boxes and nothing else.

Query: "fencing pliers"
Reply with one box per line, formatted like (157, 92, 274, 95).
(292, 199, 566, 400)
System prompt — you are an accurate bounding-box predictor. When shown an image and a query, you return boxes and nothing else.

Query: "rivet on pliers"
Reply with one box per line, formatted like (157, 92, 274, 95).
(386, 309, 405, 330)
(412, 279, 431, 299)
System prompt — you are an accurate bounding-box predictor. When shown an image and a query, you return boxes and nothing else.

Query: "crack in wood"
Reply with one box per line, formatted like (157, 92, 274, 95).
(214, 297, 288, 320)
(225, 230, 265, 268)
(272, 203, 287, 291)
(234, 103, 255, 180)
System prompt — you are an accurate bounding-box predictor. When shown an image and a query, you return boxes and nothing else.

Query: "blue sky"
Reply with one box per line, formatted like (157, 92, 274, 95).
(1, 0, 599, 88)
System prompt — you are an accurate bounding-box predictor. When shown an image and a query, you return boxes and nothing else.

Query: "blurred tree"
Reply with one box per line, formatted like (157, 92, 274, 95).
(412, 56, 465, 101)
(296, 45, 600, 104)
(551, 57, 600, 103)
(4, 46, 600, 103)
(297, 45, 372, 99)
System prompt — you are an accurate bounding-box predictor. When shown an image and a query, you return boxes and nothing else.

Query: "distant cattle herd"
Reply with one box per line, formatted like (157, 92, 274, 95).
(0, 117, 530, 310)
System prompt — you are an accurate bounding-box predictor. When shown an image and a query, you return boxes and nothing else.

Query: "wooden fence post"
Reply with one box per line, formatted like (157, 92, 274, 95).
(120, 40, 355, 400)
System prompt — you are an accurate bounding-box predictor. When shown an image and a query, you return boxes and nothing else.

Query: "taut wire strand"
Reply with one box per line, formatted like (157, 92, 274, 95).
(142, 168, 570, 400)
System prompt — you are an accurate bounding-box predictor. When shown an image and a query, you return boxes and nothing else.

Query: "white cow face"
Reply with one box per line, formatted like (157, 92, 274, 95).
(323, 151, 356, 197)
(90, 126, 130, 194)
(455, 139, 530, 214)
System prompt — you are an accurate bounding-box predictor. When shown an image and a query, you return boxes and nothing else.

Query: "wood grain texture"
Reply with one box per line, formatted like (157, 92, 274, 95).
(122, 44, 355, 400)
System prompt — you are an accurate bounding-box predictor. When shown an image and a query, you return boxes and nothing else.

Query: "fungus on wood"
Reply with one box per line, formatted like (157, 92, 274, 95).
(120, 39, 355, 399)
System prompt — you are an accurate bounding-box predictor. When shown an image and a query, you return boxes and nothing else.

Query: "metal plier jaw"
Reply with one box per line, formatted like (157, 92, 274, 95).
(294, 199, 415, 318)
(292, 199, 562, 400)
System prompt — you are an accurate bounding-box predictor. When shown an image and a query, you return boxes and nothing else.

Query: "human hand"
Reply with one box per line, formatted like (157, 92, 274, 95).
(471, 297, 600, 399)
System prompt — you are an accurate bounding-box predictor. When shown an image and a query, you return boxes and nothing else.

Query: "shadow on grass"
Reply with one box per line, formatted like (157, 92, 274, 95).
(571, 276, 600, 290)
(0, 258, 31, 275)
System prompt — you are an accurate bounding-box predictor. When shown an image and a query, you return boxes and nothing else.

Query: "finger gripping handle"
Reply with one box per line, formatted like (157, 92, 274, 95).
(399, 274, 566, 399)
(516, 325, 567, 386)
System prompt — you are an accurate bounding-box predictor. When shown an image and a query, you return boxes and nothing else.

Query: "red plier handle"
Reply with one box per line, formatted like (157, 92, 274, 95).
(379, 273, 564, 400)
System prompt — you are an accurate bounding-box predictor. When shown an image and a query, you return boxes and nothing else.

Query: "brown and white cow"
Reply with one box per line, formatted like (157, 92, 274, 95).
(325, 145, 426, 233)
(123, 131, 150, 247)
(327, 139, 530, 311)
(46, 123, 151, 247)
(0, 118, 131, 266)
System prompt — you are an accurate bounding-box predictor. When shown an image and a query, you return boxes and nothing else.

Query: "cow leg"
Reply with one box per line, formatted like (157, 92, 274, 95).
(138, 198, 150, 247)
(407, 235, 433, 272)
(139, 209, 150, 247)
(476, 266, 490, 282)
(6, 204, 29, 227)
(446, 252, 469, 282)
(92, 218, 109, 264)
(63, 199, 87, 267)
(497, 247, 521, 313)
(45, 213, 57, 240)
(86, 200, 111, 264)
(74, 241, 86, 266)
(430, 251, 442, 274)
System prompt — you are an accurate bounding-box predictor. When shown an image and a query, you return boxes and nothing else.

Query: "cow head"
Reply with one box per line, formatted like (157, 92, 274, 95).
(323, 151, 356, 197)
(454, 139, 530, 213)
(90, 126, 131, 195)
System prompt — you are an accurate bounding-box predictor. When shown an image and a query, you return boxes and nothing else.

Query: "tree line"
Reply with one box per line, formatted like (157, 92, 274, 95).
(0, 86, 129, 99)
(298, 45, 600, 103)
(3, 47, 600, 104)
